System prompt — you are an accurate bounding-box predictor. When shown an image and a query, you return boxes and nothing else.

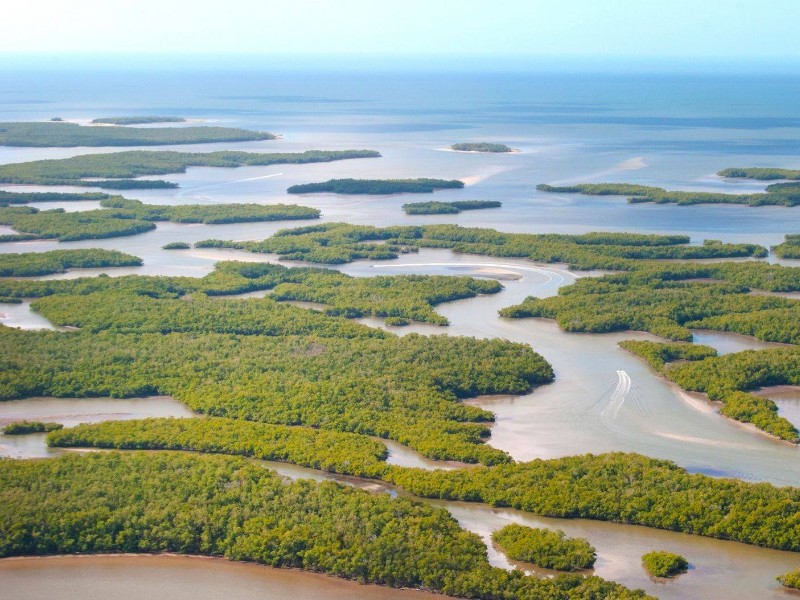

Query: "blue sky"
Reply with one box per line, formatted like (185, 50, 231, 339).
(2, 0, 798, 66)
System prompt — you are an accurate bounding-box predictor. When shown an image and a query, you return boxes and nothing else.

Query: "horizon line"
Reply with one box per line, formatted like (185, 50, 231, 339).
(2, 52, 800, 75)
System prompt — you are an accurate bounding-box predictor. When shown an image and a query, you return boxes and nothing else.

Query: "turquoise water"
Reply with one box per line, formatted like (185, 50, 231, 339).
(1, 70, 800, 247)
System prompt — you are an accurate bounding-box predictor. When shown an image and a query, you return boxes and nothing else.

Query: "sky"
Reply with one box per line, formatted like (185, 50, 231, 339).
(1, 0, 798, 69)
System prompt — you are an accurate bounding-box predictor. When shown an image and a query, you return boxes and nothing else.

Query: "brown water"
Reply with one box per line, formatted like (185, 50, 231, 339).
(0, 555, 440, 600)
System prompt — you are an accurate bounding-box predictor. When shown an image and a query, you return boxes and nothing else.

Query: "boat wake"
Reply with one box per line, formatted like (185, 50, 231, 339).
(601, 370, 632, 422)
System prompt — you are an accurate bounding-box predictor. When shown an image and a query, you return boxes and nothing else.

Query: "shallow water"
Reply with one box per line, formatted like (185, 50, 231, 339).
(4, 248, 799, 483)
(337, 252, 800, 486)
(0, 396, 195, 458)
(0, 555, 440, 600)
(3, 69, 800, 597)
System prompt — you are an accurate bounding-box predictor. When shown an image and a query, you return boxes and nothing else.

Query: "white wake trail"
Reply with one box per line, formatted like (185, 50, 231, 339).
(601, 370, 631, 423)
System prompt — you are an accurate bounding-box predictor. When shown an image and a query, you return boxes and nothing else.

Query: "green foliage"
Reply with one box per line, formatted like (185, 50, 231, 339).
(537, 182, 800, 207)
(619, 340, 717, 371)
(0, 197, 319, 242)
(31, 291, 388, 337)
(0, 263, 552, 464)
(502, 261, 800, 342)
(537, 183, 659, 196)
(0, 234, 39, 242)
(52, 421, 800, 553)
(198, 222, 764, 268)
(198, 223, 423, 264)
(385, 451, 800, 551)
(287, 179, 464, 195)
(0, 325, 547, 463)
(48, 418, 388, 477)
(451, 143, 512, 153)
(491, 524, 596, 571)
(778, 568, 800, 589)
(0, 149, 381, 187)
(5, 259, 498, 327)
(641, 551, 688, 578)
(99, 196, 320, 224)
(718, 167, 800, 181)
(688, 306, 800, 345)
(502, 279, 793, 343)
(0, 121, 273, 147)
(3, 420, 63, 434)
(0, 249, 142, 277)
(404, 202, 460, 214)
(403, 200, 502, 215)
(91, 116, 186, 124)
(622, 342, 800, 442)
(0, 205, 156, 241)
(773, 234, 800, 259)
(0, 191, 110, 204)
(270, 270, 502, 325)
(0, 260, 300, 299)
(0, 452, 647, 599)
(162, 242, 191, 249)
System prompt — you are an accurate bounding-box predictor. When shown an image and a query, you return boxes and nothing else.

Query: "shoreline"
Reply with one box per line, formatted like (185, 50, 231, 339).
(0, 553, 442, 597)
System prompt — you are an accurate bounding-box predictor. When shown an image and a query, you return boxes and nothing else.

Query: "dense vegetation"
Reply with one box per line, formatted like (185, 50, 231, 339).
(0, 453, 647, 599)
(718, 167, 800, 181)
(0, 325, 546, 464)
(778, 568, 800, 589)
(0, 206, 156, 241)
(386, 452, 800, 551)
(536, 182, 800, 206)
(501, 260, 800, 340)
(268, 270, 502, 325)
(402, 200, 502, 215)
(491, 524, 596, 571)
(0, 149, 381, 188)
(49, 418, 388, 477)
(198, 222, 764, 268)
(0, 262, 552, 464)
(99, 196, 320, 224)
(0, 191, 110, 205)
(52, 418, 800, 553)
(5, 260, 501, 327)
(0, 121, 273, 147)
(5, 221, 800, 582)
(162, 242, 191, 249)
(30, 291, 388, 338)
(619, 340, 718, 371)
(3, 420, 62, 434)
(287, 179, 464, 195)
(620, 341, 799, 442)
(451, 143, 513, 153)
(774, 234, 800, 258)
(641, 551, 688, 578)
(91, 116, 186, 125)
(0, 249, 142, 277)
(0, 197, 319, 241)
(0, 234, 38, 242)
